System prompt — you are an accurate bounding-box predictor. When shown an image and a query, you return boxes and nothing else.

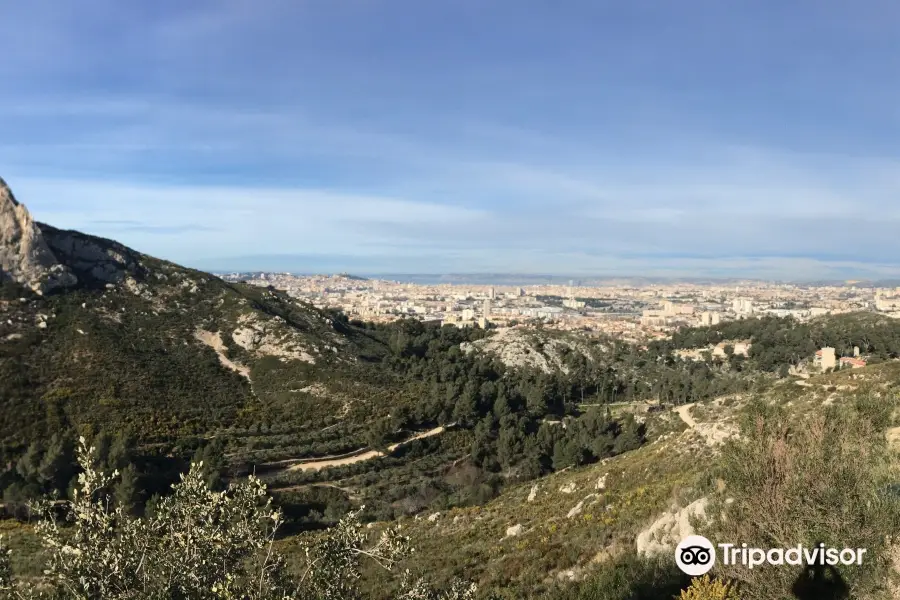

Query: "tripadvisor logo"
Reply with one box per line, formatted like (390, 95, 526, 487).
(675, 536, 868, 576)
(676, 535, 716, 576)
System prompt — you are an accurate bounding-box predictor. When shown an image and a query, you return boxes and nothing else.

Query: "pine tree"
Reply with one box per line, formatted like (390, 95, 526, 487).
(113, 464, 140, 515)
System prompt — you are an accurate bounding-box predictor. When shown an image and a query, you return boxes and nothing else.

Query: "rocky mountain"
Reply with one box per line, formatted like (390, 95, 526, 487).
(0, 178, 390, 452)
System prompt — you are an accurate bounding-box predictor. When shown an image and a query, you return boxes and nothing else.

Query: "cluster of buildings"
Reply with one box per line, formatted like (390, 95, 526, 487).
(219, 273, 897, 345)
(875, 289, 900, 314)
(813, 347, 867, 371)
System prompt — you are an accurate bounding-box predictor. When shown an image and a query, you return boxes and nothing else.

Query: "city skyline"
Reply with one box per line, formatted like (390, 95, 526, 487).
(3, 1, 900, 278)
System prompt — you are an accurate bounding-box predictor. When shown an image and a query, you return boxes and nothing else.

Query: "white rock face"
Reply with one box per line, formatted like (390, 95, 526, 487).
(527, 484, 539, 502)
(461, 328, 594, 374)
(232, 327, 262, 350)
(567, 501, 585, 519)
(635, 497, 710, 557)
(567, 493, 599, 519)
(596, 473, 609, 491)
(559, 482, 576, 494)
(0, 177, 77, 293)
(505, 524, 524, 538)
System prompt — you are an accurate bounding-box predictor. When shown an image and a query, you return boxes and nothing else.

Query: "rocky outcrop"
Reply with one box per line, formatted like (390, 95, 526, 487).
(461, 328, 594, 374)
(504, 524, 524, 538)
(41, 227, 133, 284)
(636, 497, 710, 557)
(0, 177, 77, 293)
(0, 176, 149, 293)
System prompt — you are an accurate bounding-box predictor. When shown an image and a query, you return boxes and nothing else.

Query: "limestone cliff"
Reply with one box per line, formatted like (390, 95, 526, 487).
(0, 177, 77, 293)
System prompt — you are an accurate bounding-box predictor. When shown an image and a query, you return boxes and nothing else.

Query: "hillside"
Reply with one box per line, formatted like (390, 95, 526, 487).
(346, 361, 900, 598)
(0, 178, 402, 467)
(0, 179, 651, 522)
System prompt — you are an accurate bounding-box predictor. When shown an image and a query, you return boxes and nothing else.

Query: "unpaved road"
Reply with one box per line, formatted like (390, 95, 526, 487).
(676, 403, 697, 429)
(283, 425, 447, 473)
(675, 402, 738, 447)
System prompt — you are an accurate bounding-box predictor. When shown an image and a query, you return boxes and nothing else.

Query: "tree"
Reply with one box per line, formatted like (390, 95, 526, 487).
(36, 433, 75, 495)
(496, 423, 524, 471)
(366, 418, 396, 452)
(114, 463, 140, 515)
(191, 441, 226, 491)
(492, 393, 511, 419)
(612, 415, 645, 455)
(452, 383, 479, 426)
(525, 385, 548, 416)
(14, 443, 41, 484)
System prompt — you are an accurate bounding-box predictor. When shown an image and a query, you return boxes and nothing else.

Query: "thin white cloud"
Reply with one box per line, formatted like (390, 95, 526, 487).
(10, 177, 487, 263)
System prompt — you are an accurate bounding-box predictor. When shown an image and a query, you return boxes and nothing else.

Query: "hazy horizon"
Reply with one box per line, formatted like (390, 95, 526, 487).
(209, 268, 894, 287)
(3, 1, 900, 279)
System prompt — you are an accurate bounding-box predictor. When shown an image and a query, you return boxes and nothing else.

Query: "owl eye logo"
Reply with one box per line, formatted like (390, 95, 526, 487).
(675, 535, 716, 576)
(680, 546, 712, 565)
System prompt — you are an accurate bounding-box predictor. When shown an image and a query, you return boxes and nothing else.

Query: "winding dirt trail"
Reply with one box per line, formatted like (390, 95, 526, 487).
(676, 403, 697, 429)
(280, 425, 448, 473)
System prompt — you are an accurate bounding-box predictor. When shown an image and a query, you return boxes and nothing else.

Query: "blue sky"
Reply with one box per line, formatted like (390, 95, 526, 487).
(2, 0, 900, 279)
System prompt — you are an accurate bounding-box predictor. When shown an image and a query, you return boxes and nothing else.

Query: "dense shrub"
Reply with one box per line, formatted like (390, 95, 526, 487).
(712, 400, 900, 599)
(552, 553, 689, 600)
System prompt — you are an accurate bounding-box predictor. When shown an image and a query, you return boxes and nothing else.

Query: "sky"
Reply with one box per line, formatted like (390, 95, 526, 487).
(2, 0, 900, 280)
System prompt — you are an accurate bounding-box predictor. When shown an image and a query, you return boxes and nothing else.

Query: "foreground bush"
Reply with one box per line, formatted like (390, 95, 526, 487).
(552, 553, 689, 600)
(0, 438, 476, 600)
(713, 400, 900, 599)
(676, 575, 739, 600)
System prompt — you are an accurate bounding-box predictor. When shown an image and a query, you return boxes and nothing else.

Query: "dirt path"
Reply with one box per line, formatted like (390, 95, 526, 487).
(675, 402, 738, 447)
(281, 425, 447, 473)
(263, 447, 370, 468)
(676, 403, 697, 429)
(272, 482, 361, 499)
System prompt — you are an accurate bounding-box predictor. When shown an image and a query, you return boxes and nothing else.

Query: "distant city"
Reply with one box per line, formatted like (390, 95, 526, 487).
(219, 272, 900, 344)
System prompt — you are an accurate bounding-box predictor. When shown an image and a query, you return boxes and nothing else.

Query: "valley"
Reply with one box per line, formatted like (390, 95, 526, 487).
(3, 178, 900, 598)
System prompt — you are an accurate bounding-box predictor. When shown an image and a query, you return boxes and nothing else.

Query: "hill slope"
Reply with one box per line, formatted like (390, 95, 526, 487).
(0, 178, 390, 454)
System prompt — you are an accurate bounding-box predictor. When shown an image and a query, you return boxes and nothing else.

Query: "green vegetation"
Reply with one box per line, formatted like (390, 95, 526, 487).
(7, 225, 900, 598)
(675, 575, 741, 600)
(711, 396, 900, 599)
(0, 438, 478, 599)
(553, 554, 689, 600)
(657, 312, 900, 371)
